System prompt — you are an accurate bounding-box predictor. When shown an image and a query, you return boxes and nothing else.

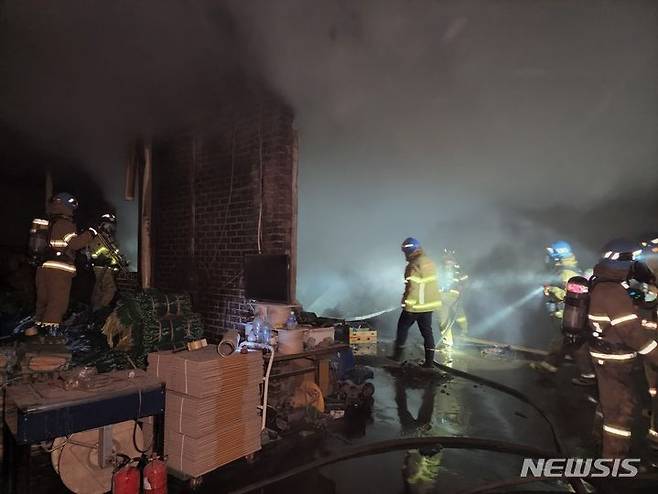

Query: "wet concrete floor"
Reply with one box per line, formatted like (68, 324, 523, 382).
(169, 341, 657, 494)
(19, 341, 658, 493)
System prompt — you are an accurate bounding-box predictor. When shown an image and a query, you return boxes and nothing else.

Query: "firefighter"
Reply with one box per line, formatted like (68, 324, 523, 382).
(637, 300, 658, 452)
(638, 236, 658, 450)
(89, 213, 122, 310)
(588, 239, 658, 457)
(543, 241, 580, 318)
(391, 238, 441, 367)
(26, 193, 97, 337)
(532, 241, 596, 385)
(436, 249, 468, 348)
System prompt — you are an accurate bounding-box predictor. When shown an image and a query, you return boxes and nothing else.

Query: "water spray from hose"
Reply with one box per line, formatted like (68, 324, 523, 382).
(470, 286, 544, 334)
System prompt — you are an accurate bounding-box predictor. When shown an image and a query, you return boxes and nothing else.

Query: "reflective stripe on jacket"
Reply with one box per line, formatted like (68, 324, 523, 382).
(403, 252, 441, 313)
(588, 262, 658, 365)
(89, 236, 119, 268)
(42, 217, 94, 274)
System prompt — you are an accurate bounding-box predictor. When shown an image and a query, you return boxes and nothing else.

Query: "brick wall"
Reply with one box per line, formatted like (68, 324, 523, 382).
(152, 90, 297, 337)
(115, 271, 140, 294)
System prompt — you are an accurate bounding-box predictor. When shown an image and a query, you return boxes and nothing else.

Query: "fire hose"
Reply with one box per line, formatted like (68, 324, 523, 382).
(225, 351, 589, 494)
(346, 306, 399, 321)
(431, 360, 588, 494)
(224, 291, 590, 493)
(226, 436, 585, 494)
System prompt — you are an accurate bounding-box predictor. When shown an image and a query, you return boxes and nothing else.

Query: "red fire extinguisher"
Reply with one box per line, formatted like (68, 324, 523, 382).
(112, 455, 140, 494)
(143, 456, 168, 494)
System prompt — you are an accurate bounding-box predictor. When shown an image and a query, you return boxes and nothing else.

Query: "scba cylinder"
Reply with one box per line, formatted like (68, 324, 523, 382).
(562, 276, 590, 336)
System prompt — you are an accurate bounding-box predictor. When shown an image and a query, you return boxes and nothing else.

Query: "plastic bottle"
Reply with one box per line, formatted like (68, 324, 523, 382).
(261, 320, 272, 345)
(286, 311, 298, 330)
(249, 317, 263, 343)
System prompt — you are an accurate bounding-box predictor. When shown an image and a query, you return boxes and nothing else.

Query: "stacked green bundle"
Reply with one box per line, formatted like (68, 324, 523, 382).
(141, 292, 193, 319)
(141, 312, 204, 353)
(113, 289, 204, 367)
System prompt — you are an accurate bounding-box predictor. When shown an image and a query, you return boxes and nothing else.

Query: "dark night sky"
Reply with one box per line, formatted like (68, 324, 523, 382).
(1, 1, 657, 343)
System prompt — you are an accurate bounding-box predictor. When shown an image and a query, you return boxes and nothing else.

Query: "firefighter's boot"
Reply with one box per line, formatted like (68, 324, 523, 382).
(388, 345, 405, 362)
(423, 348, 435, 368)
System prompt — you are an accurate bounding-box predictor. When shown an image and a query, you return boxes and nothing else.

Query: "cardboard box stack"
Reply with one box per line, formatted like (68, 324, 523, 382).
(147, 346, 263, 478)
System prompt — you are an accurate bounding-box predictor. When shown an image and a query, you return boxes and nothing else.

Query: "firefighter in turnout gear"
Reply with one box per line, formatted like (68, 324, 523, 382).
(543, 241, 580, 319)
(88, 213, 123, 310)
(638, 237, 658, 450)
(26, 193, 97, 336)
(588, 239, 658, 457)
(391, 238, 441, 367)
(532, 241, 596, 385)
(637, 302, 658, 451)
(437, 249, 468, 348)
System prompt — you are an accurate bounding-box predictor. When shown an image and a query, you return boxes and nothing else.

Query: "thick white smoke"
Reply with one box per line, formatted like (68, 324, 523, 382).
(2, 1, 657, 346)
(224, 0, 658, 345)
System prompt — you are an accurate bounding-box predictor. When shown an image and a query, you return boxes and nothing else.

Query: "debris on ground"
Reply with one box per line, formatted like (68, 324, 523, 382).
(385, 361, 452, 386)
(480, 345, 513, 360)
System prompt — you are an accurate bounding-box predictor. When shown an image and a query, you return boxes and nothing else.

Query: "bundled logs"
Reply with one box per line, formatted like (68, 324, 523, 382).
(147, 346, 263, 478)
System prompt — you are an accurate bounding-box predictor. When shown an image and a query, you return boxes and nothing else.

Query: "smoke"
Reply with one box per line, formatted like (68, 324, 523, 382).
(0, 0, 258, 263)
(225, 0, 658, 344)
(2, 1, 657, 346)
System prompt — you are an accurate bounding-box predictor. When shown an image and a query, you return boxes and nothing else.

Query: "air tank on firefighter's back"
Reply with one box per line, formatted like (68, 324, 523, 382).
(562, 276, 590, 336)
(28, 218, 50, 265)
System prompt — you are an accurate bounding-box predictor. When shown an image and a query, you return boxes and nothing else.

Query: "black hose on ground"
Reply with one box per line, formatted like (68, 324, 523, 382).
(227, 351, 590, 494)
(432, 361, 565, 453)
(431, 359, 588, 494)
(226, 436, 568, 494)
